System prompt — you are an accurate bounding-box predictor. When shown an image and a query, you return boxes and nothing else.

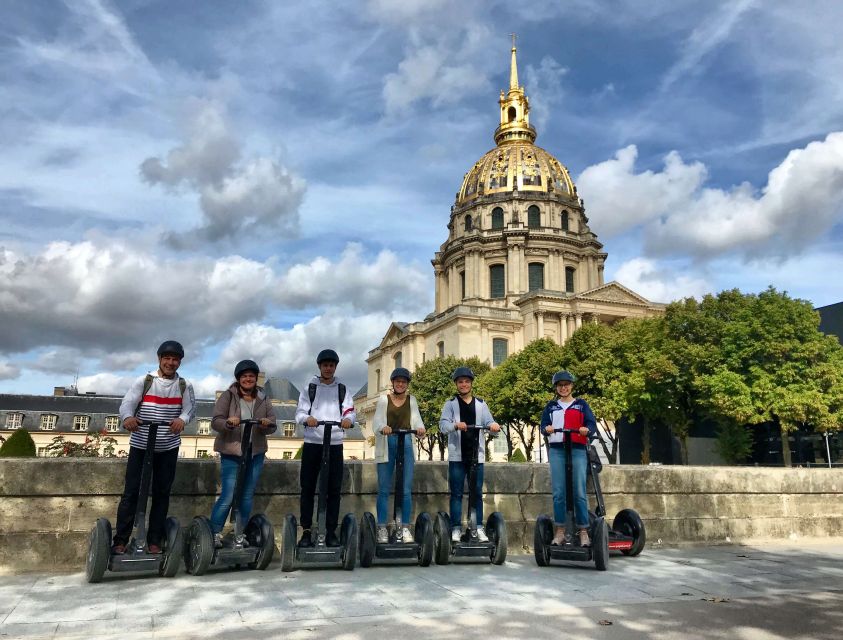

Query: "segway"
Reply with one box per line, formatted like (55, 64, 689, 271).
(86, 421, 183, 582)
(184, 419, 275, 575)
(434, 424, 507, 565)
(359, 428, 434, 567)
(278, 420, 357, 571)
(533, 428, 645, 571)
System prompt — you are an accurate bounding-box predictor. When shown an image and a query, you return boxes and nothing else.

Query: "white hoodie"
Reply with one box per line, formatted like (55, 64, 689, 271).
(295, 375, 357, 445)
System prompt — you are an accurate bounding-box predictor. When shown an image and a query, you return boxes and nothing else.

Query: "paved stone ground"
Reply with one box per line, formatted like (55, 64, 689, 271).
(2, 541, 843, 639)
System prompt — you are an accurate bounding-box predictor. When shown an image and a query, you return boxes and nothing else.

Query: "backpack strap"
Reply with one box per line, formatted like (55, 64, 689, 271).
(338, 383, 346, 416)
(134, 374, 154, 416)
(308, 382, 347, 417)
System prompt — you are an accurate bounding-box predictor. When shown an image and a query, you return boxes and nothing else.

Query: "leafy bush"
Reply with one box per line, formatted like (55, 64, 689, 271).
(0, 428, 36, 457)
(293, 445, 303, 460)
(714, 423, 753, 464)
(43, 430, 118, 457)
(509, 448, 527, 463)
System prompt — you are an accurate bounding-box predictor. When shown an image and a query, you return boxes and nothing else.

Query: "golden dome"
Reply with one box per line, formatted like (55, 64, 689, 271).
(455, 41, 577, 208)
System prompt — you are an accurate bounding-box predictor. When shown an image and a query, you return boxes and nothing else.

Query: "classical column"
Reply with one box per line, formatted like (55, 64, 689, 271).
(591, 313, 599, 324)
(559, 313, 568, 344)
(567, 314, 575, 337)
(536, 311, 545, 339)
(575, 313, 583, 329)
(472, 250, 481, 299)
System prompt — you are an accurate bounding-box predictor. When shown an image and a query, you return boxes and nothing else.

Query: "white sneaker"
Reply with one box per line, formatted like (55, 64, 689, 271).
(476, 526, 489, 543)
(401, 527, 414, 543)
(213, 533, 223, 549)
(376, 526, 388, 544)
(451, 527, 462, 543)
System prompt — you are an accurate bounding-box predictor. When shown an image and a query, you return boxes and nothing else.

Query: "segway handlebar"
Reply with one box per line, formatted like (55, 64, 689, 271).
(464, 424, 500, 438)
(309, 420, 352, 430)
(546, 427, 599, 440)
(136, 419, 175, 427)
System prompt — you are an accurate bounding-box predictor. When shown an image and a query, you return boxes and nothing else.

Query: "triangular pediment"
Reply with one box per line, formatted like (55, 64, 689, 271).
(574, 281, 653, 306)
(378, 322, 410, 348)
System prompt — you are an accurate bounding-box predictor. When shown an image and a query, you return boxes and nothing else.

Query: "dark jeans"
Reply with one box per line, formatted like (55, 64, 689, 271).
(448, 460, 485, 528)
(300, 442, 344, 533)
(114, 446, 179, 546)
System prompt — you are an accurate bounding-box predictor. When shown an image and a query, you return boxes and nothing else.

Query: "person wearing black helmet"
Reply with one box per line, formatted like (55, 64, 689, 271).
(539, 370, 597, 547)
(440, 366, 501, 543)
(111, 340, 196, 554)
(208, 359, 277, 547)
(294, 349, 356, 547)
(372, 367, 426, 543)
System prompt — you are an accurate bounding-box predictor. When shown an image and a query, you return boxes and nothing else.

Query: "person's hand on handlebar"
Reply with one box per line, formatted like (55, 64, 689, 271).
(416, 427, 426, 437)
(579, 427, 589, 438)
(306, 416, 318, 427)
(226, 416, 240, 429)
(455, 421, 468, 431)
(341, 418, 353, 430)
(123, 417, 140, 432)
(382, 425, 392, 435)
(489, 422, 501, 433)
(545, 425, 554, 435)
(169, 418, 185, 434)
(259, 418, 272, 428)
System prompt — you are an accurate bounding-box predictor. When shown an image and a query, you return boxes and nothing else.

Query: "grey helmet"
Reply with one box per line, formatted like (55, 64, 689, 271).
(234, 359, 260, 379)
(552, 370, 576, 386)
(316, 349, 339, 364)
(390, 367, 411, 382)
(451, 366, 475, 382)
(157, 340, 184, 358)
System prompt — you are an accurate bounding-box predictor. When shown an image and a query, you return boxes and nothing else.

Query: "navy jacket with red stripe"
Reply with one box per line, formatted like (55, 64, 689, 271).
(539, 398, 597, 446)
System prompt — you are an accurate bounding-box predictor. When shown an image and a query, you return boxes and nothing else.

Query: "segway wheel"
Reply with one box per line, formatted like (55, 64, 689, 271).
(159, 516, 184, 577)
(184, 516, 214, 576)
(592, 517, 609, 571)
(533, 514, 552, 567)
(434, 511, 451, 565)
(85, 518, 111, 583)
(279, 514, 297, 572)
(613, 508, 646, 556)
(487, 512, 507, 565)
(246, 513, 275, 570)
(359, 512, 376, 568)
(340, 513, 357, 571)
(415, 512, 434, 567)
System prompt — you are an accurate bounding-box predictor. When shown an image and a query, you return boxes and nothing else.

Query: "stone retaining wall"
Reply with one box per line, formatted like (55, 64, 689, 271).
(2, 459, 842, 570)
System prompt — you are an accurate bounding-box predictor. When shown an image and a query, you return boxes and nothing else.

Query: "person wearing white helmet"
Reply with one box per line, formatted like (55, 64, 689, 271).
(372, 367, 426, 543)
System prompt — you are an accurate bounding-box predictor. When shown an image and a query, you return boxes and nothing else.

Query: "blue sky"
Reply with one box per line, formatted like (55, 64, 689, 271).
(1, 0, 842, 398)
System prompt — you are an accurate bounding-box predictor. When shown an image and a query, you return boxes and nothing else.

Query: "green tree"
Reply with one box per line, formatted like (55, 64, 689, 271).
(509, 448, 527, 462)
(409, 355, 490, 460)
(475, 338, 564, 461)
(293, 445, 303, 460)
(714, 423, 753, 464)
(0, 427, 36, 457)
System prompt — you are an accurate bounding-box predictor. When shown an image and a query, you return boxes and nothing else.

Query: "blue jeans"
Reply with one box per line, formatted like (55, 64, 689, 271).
(448, 461, 484, 528)
(210, 453, 265, 534)
(548, 445, 589, 528)
(376, 434, 415, 525)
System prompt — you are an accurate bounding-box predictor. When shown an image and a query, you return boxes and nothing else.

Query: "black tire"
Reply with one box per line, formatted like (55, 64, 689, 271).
(533, 514, 552, 567)
(159, 516, 184, 577)
(184, 516, 214, 576)
(85, 518, 111, 583)
(359, 512, 376, 568)
(279, 514, 297, 572)
(415, 512, 434, 567)
(613, 508, 646, 556)
(340, 513, 357, 571)
(246, 513, 275, 570)
(486, 512, 507, 565)
(434, 511, 451, 565)
(593, 517, 609, 571)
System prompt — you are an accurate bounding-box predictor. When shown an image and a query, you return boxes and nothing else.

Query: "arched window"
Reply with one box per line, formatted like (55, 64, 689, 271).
(508, 106, 517, 122)
(565, 266, 576, 293)
(437, 341, 445, 357)
(561, 210, 570, 231)
(492, 338, 508, 366)
(528, 205, 540, 228)
(491, 207, 504, 230)
(460, 271, 466, 299)
(528, 262, 545, 291)
(464, 215, 473, 231)
(489, 264, 505, 299)
(375, 368, 381, 390)
(394, 352, 402, 369)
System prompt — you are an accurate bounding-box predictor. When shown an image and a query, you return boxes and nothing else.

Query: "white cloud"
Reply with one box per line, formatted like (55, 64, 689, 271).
(613, 258, 710, 303)
(75, 372, 137, 396)
(0, 361, 21, 381)
(141, 101, 306, 243)
(524, 56, 568, 132)
(191, 373, 229, 399)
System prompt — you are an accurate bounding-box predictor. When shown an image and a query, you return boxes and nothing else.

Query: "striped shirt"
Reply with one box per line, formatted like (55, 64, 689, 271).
(119, 372, 196, 452)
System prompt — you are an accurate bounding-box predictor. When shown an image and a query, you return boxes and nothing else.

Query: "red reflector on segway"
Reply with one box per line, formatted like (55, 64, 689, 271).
(608, 540, 633, 550)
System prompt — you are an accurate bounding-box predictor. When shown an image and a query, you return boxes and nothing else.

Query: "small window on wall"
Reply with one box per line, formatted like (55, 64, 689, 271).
(197, 419, 211, 435)
(73, 415, 89, 431)
(491, 207, 504, 229)
(5, 412, 24, 429)
(40, 414, 57, 430)
(283, 423, 296, 438)
(565, 266, 576, 293)
(464, 215, 473, 231)
(490, 264, 505, 299)
(492, 338, 508, 366)
(528, 262, 545, 291)
(105, 416, 120, 432)
(282, 451, 292, 460)
(561, 210, 570, 231)
(528, 205, 540, 228)
(460, 271, 466, 299)
(394, 352, 402, 369)
(437, 341, 445, 357)
(375, 368, 381, 391)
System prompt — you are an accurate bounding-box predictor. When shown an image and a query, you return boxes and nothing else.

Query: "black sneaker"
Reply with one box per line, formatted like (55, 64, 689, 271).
(297, 529, 313, 547)
(325, 530, 340, 547)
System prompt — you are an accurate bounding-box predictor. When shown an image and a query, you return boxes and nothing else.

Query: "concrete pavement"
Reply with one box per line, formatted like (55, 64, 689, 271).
(2, 541, 842, 639)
